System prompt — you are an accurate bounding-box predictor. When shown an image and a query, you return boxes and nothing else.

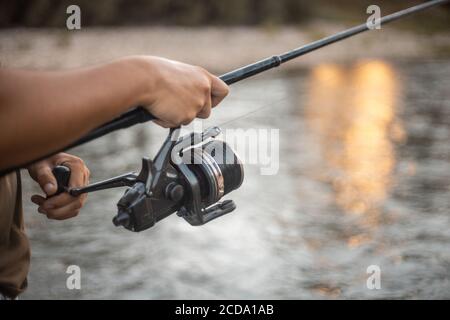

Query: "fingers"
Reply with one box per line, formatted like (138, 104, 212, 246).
(29, 153, 90, 221)
(41, 198, 85, 220)
(32, 192, 88, 220)
(31, 195, 45, 206)
(35, 192, 85, 210)
(145, 58, 230, 128)
(33, 164, 58, 196)
(62, 157, 89, 189)
(210, 75, 229, 107)
(197, 74, 227, 119)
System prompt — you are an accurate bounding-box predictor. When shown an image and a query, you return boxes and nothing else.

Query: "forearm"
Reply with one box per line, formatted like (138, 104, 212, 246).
(0, 56, 152, 170)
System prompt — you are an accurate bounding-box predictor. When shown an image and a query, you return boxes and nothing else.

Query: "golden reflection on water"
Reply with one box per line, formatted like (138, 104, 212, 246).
(306, 60, 404, 240)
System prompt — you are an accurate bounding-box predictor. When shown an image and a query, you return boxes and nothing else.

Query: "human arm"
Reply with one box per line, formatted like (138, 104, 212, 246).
(0, 56, 229, 171)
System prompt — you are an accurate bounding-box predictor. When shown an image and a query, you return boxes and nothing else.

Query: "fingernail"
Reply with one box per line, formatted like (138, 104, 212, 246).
(38, 207, 47, 214)
(44, 183, 55, 195)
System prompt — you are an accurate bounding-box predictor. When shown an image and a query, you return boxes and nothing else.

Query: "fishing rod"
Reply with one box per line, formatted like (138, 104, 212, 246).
(2, 0, 448, 232)
(1, 0, 447, 177)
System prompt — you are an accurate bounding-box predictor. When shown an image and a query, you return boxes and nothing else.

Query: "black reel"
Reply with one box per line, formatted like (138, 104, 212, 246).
(52, 126, 244, 232)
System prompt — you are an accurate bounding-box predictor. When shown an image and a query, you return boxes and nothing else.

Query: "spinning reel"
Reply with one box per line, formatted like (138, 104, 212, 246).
(53, 127, 244, 232)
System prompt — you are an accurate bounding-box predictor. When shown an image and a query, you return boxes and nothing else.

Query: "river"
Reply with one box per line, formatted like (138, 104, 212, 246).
(21, 58, 450, 299)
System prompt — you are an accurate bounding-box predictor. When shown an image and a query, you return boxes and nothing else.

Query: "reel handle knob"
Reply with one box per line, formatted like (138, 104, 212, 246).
(52, 165, 71, 195)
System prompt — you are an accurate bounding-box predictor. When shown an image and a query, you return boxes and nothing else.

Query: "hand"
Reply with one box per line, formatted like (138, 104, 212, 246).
(27, 153, 90, 220)
(138, 56, 229, 127)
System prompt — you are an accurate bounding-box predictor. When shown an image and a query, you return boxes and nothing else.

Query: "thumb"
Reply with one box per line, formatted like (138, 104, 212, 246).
(210, 75, 229, 107)
(35, 166, 58, 196)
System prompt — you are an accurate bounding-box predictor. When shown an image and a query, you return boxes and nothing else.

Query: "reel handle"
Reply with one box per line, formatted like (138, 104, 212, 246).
(52, 165, 138, 197)
(52, 165, 71, 195)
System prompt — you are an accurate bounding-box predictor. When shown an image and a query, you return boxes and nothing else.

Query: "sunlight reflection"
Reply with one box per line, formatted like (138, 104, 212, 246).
(306, 60, 403, 240)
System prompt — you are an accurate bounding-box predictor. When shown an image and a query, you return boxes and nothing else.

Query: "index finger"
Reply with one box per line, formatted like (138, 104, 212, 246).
(62, 161, 88, 189)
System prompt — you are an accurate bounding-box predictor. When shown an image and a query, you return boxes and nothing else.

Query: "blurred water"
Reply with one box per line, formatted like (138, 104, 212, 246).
(21, 59, 450, 299)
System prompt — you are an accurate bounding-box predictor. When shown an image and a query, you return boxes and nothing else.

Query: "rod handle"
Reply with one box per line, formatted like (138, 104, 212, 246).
(52, 165, 71, 195)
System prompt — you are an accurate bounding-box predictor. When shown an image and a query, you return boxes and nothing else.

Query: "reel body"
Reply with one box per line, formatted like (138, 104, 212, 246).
(54, 126, 244, 232)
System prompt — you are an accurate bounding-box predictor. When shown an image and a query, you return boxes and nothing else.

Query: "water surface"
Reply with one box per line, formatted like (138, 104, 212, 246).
(22, 59, 450, 299)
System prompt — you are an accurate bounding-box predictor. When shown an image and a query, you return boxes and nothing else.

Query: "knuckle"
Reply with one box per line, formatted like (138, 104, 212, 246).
(75, 159, 84, 167)
(201, 82, 211, 94)
(195, 65, 207, 75)
(193, 99, 205, 112)
(73, 156, 83, 163)
(201, 79, 211, 94)
(66, 156, 84, 168)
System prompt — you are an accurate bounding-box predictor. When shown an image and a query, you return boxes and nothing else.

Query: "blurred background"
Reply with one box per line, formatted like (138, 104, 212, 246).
(0, 1, 449, 299)
(0, 0, 449, 28)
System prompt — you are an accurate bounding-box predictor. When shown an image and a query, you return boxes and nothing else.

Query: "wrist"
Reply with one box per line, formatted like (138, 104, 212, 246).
(123, 56, 159, 108)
